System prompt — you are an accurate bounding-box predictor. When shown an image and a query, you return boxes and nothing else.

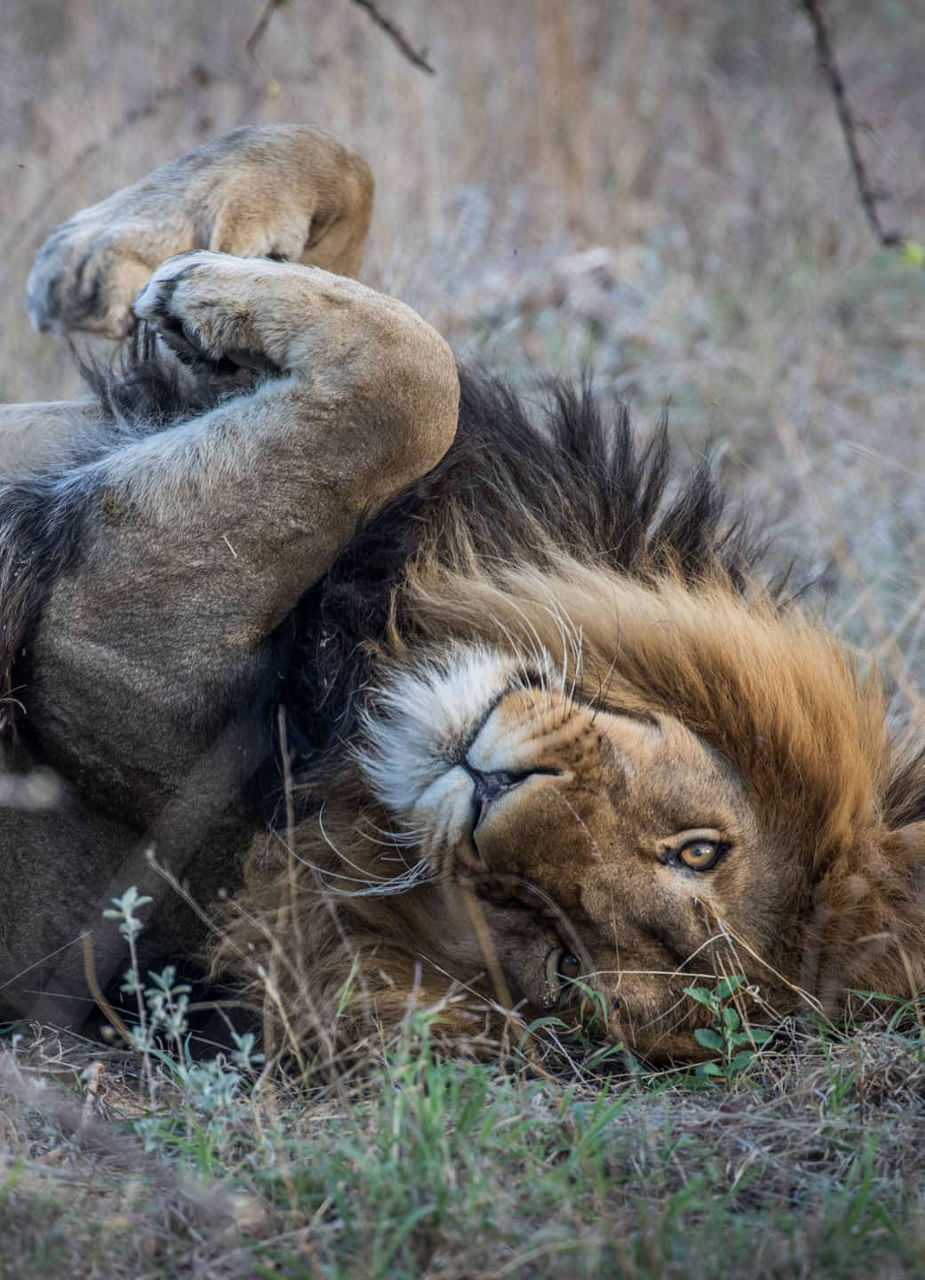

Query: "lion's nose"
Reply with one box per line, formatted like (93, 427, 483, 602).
(464, 766, 532, 827)
(463, 764, 557, 829)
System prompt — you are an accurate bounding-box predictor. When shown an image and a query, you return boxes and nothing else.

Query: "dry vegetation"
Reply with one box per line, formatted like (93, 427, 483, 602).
(1, 1, 924, 1276)
(4, 996, 925, 1279)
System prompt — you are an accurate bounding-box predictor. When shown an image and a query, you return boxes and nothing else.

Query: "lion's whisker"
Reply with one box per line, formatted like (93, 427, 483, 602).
(548, 790, 606, 861)
(588, 968, 723, 981)
(316, 803, 422, 883)
(358, 816, 429, 842)
(320, 859, 437, 899)
(268, 829, 433, 900)
(356, 827, 425, 851)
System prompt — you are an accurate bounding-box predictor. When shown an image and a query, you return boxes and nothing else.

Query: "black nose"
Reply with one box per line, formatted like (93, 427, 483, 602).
(463, 764, 556, 828)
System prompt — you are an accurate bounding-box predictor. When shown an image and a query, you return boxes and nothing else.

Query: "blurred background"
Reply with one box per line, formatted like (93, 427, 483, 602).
(1, 0, 923, 709)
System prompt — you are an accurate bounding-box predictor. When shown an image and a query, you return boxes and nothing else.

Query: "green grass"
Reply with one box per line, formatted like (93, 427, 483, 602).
(4, 999, 925, 1279)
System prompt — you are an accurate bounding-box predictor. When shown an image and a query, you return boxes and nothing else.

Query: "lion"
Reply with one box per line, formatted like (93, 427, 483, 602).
(0, 125, 922, 1063)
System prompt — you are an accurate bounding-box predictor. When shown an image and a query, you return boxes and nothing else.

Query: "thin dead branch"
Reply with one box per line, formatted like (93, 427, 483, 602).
(247, 0, 434, 74)
(246, 0, 286, 59)
(800, 0, 904, 249)
(81, 932, 134, 1049)
(350, 0, 435, 75)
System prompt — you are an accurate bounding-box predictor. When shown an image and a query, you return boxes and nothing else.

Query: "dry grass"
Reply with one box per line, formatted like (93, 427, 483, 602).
(1, 1, 924, 1275)
(3, 1000, 925, 1278)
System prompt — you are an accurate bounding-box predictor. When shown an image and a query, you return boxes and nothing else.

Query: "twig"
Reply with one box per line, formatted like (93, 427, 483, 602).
(248, 0, 434, 74)
(81, 932, 134, 1049)
(246, 0, 286, 59)
(350, 0, 435, 75)
(800, 0, 903, 248)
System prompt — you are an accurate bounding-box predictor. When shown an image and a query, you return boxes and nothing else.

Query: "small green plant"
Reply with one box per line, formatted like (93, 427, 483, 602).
(683, 975, 773, 1084)
(103, 886, 157, 1099)
(102, 886, 265, 1166)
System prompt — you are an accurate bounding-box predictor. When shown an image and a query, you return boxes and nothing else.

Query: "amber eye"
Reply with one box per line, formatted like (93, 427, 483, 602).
(545, 947, 582, 992)
(678, 839, 724, 871)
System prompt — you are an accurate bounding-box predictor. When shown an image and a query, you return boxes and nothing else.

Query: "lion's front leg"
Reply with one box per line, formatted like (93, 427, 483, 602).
(0, 255, 457, 1022)
(26, 125, 374, 338)
(29, 253, 459, 806)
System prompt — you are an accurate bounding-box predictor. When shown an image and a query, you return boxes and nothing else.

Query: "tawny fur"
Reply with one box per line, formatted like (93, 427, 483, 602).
(218, 542, 925, 1062)
(1, 125, 921, 1063)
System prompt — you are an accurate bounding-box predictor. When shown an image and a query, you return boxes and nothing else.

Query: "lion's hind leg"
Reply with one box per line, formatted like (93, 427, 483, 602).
(31, 255, 459, 801)
(1, 256, 458, 1025)
(27, 125, 374, 339)
(132, 250, 455, 424)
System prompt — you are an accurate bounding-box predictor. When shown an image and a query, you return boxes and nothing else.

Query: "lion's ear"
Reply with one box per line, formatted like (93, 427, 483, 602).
(803, 823, 925, 1010)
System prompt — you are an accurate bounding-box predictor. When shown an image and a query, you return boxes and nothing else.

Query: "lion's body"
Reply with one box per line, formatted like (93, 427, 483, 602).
(0, 126, 922, 1059)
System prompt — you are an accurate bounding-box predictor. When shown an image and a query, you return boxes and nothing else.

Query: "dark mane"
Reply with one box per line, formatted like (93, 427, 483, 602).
(78, 327, 258, 431)
(883, 744, 925, 827)
(261, 370, 772, 811)
(0, 471, 87, 740)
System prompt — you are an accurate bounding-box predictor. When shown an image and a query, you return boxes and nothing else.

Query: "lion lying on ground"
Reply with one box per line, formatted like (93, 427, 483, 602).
(0, 126, 922, 1062)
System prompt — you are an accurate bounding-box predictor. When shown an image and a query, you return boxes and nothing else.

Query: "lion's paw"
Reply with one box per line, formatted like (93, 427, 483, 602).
(27, 213, 158, 339)
(26, 126, 374, 341)
(133, 251, 285, 370)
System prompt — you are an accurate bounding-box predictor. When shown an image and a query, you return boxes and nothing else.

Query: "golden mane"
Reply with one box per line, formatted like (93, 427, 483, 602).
(220, 539, 922, 1066)
(196, 373, 922, 1066)
(398, 551, 889, 866)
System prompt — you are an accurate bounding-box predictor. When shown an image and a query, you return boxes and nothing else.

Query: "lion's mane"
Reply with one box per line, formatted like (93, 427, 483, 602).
(206, 366, 924, 1060)
(3, 349, 921, 1058)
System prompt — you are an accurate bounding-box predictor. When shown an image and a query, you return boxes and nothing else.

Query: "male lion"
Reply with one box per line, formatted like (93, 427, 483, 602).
(0, 126, 922, 1062)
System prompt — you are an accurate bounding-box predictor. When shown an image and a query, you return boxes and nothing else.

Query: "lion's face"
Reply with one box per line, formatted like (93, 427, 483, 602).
(360, 647, 816, 1058)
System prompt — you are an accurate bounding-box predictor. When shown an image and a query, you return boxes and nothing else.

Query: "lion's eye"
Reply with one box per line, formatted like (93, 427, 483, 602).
(545, 947, 582, 990)
(678, 839, 724, 871)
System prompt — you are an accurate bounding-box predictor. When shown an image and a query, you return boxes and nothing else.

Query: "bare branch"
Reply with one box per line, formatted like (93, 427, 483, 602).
(800, 0, 904, 249)
(246, 0, 286, 59)
(350, 0, 435, 75)
(247, 0, 434, 74)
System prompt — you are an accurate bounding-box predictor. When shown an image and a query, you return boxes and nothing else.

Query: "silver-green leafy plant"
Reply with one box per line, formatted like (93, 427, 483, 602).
(102, 886, 264, 1157)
